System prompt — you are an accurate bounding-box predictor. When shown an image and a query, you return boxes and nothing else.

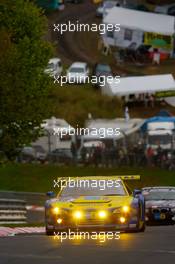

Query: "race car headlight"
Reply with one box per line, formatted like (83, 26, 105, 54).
(122, 206, 130, 213)
(52, 207, 60, 214)
(120, 217, 126, 223)
(73, 211, 83, 219)
(98, 211, 107, 219)
(57, 218, 63, 224)
(113, 206, 130, 214)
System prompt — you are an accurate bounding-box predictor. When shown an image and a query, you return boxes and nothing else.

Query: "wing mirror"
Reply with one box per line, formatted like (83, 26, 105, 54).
(46, 191, 56, 198)
(133, 189, 142, 197)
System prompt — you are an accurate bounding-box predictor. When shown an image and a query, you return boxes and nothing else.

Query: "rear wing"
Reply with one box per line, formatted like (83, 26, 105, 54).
(117, 175, 140, 180)
(54, 175, 140, 182)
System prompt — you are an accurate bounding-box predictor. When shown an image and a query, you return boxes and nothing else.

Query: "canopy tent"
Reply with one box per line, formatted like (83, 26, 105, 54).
(101, 74, 175, 96)
(141, 116, 175, 132)
(103, 7, 175, 36)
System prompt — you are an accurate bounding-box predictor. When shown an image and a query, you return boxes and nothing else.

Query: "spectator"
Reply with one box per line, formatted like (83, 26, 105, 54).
(144, 94, 149, 108)
(146, 146, 155, 166)
(81, 146, 87, 164)
(152, 48, 160, 65)
(124, 106, 130, 122)
(149, 95, 155, 108)
(71, 142, 77, 164)
(93, 146, 102, 167)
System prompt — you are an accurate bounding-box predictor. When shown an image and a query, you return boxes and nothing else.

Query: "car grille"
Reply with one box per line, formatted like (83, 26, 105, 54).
(77, 219, 107, 225)
(152, 208, 169, 214)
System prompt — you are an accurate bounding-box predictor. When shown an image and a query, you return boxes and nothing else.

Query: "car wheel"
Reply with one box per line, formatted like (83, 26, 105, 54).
(46, 228, 54, 236)
(137, 204, 146, 232)
(138, 221, 146, 232)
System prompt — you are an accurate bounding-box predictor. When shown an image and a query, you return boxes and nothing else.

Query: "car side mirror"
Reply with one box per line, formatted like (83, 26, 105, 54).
(46, 191, 56, 198)
(133, 189, 141, 196)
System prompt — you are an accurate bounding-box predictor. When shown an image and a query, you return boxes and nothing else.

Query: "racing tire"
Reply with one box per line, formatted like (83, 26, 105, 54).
(46, 228, 54, 236)
(137, 203, 146, 232)
(138, 221, 146, 232)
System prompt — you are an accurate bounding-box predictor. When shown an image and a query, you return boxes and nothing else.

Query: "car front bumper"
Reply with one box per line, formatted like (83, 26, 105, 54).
(146, 208, 175, 223)
(46, 217, 139, 232)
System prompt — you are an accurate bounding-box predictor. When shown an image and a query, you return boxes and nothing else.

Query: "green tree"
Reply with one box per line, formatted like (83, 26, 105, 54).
(0, 0, 53, 159)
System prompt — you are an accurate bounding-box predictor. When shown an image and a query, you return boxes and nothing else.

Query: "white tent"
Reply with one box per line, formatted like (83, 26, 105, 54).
(79, 118, 144, 143)
(101, 74, 175, 96)
(104, 7, 175, 35)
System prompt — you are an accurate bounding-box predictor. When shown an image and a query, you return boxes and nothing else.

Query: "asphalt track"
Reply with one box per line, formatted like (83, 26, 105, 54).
(0, 226, 175, 264)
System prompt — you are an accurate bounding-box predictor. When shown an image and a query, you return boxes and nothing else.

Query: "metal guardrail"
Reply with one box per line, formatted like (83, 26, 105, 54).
(0, 191, 46, 206)
(0, 199, 27, 224)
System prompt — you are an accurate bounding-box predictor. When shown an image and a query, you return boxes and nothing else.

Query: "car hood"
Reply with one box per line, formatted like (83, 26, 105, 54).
(67, 73, 86, 77)
(146, 200, 175, 208)
(96, 71, 111, 77)
(47, 195, 133, 209)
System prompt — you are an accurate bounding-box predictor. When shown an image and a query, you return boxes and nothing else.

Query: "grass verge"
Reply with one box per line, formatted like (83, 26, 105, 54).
(0, 164, 175, 193)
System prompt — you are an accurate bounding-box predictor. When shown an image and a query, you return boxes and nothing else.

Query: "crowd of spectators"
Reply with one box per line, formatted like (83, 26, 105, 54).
(78, 143, 175, 170)
(14, 141, 175, 171)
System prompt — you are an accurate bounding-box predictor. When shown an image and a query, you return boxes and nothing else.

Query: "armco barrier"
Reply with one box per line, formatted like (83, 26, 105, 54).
(0, 199, 27, 224)
(0, 191, 46, 206)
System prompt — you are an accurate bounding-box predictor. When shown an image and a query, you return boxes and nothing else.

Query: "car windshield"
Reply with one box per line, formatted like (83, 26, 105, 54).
(97, 64, 111, 72)
(143, 189, 175, 200)
(148, 134, 172, 145)
(104, 2, 115, 8)
(59, 180, 127, 197)
(47, 63, 54, 70)
(69, 67, 85, 73)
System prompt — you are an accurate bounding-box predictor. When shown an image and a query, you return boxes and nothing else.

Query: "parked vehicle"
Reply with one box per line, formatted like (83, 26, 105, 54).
(48, 148, 73, 164)
(36, 0, 61, 10)
(65, 0, 83, 3)
(66, 62, 89, 84)
(96, 0, 122, 17)
(44, 58, 63, 78)
(92, 63, 113, 87)
(92, 63, 112, 77)
(21, 146, 47, 162)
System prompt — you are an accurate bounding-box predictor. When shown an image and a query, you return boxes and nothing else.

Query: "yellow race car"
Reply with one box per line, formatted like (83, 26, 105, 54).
(45, 175, 145, 235)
